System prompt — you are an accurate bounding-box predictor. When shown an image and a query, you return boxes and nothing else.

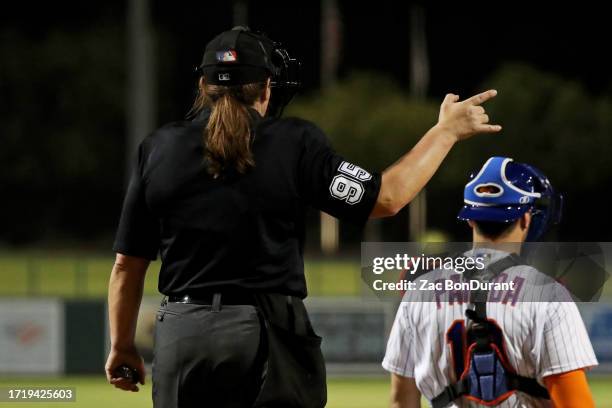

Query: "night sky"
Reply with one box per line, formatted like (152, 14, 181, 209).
(154, 2, 612, 120)
(5, 2, 609, 109)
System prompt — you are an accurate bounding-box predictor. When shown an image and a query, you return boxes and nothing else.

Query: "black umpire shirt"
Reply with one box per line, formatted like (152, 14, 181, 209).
(113, 109, 381, 298)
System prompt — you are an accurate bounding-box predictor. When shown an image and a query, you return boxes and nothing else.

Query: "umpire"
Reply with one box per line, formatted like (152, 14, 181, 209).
(105, 27, 501, 408)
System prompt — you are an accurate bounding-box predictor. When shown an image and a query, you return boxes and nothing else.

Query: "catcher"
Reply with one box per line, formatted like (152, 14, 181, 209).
(383, 157, 597, 407)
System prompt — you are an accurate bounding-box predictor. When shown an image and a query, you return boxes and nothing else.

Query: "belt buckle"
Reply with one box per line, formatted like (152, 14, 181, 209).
(172, 295, 191, 304)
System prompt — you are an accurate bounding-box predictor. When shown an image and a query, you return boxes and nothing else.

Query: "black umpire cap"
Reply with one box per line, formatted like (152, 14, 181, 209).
(200, 26, 274, 86)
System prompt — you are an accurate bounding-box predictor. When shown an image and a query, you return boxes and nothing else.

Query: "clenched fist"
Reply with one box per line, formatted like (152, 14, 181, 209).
(105, 346, 146, 392)
(437, 89, 502, 142)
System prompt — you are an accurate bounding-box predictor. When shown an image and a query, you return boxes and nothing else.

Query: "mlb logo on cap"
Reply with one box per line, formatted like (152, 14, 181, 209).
(216, 50, 238, 63)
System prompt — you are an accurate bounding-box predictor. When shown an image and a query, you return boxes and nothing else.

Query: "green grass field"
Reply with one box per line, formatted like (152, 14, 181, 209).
(0, 252, 363, 298)
(0, 375, 611, 407)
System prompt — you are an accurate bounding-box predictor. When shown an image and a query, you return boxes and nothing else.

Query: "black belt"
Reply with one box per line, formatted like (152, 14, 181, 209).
(167, 292, 257, 307)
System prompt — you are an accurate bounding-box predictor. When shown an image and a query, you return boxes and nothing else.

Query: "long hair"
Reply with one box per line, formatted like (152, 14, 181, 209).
(190, 80, 268, 178)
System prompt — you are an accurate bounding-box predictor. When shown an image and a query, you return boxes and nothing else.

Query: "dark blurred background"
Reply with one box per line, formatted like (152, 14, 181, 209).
(2, 1, 611, 252)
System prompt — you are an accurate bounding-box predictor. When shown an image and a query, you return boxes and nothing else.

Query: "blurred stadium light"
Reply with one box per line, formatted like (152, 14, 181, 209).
(408, 3, 429, 241)
(319, 0, 342, 253)
(126, 0, 156, 184)
(233, 0, 248, 26)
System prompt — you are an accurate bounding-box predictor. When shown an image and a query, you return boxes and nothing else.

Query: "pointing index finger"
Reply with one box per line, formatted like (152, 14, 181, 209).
(466, 89, 498, 105)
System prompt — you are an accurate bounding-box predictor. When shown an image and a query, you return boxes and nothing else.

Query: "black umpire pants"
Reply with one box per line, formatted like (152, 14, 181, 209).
(152, 299, 265, 408)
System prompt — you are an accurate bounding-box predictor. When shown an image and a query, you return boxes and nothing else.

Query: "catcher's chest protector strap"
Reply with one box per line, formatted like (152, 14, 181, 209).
(432, 254, 550, 408)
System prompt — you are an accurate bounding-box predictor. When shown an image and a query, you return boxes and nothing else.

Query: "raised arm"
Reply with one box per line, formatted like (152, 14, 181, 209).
(105, 253, 149, 391)
(371, 90, 501, 218)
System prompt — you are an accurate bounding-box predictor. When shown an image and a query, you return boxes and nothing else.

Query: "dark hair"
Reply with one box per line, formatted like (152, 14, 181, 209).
(473, 220, 517, 240)
(190, 80, 268, 178)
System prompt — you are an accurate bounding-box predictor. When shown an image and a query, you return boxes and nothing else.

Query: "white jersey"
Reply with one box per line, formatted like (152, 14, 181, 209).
(382, 249, 598, 408)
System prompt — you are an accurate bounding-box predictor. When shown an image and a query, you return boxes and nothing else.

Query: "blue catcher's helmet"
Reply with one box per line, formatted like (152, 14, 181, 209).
(457, 157, 563, 241)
